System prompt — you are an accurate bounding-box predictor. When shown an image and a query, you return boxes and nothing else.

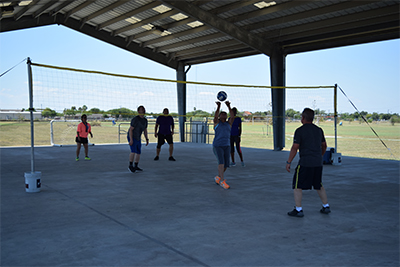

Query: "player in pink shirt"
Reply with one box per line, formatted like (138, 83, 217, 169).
(76, 114, 93, 161)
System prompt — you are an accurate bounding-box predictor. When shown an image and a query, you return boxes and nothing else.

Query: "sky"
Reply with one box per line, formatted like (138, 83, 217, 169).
(0, 25, 399, 114)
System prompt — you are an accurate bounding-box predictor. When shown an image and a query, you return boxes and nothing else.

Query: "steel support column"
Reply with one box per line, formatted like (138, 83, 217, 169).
(270, 49, 286, 151)
(176, 62, 186, 142)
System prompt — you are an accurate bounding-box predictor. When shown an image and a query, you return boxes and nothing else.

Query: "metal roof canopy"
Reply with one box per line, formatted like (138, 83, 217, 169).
(1, 0, 399, 69)
(1, 0, 399, 150)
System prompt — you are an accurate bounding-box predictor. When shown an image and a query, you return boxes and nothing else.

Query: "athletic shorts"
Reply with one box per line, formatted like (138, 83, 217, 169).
(230, 135, 241, 153)
(213, 145, 230, 168)
(292, 165, 323, 190)
(76, 137, 88, 144)
(127, 135, 142, 154)
(157, 133, 173, 148)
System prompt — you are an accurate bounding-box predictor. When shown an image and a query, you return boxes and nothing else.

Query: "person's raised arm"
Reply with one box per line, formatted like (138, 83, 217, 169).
(214, 101, 221, 126)
(226, 101, 234, 126)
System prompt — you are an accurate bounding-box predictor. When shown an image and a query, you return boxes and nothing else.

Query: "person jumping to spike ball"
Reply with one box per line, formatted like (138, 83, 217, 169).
(128, 105, 149, 173)
(213, 101, 234, 189)
(230, 107, 245, 167)
(76, 114, 93, 161)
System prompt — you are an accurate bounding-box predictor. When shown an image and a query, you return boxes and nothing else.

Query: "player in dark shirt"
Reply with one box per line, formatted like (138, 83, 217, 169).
(154, 108, 175, 161)
(286, 108, 330, 217)
(127, 105, 149, 173)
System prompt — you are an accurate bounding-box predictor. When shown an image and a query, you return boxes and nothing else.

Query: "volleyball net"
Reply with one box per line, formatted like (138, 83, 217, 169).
(30, 61, 337, 149)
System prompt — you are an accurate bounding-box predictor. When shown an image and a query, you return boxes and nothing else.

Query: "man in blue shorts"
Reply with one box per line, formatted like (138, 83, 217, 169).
(154, 108, 175, 161)
(128, 105, 149, 173)
(286, 108, 330, 217)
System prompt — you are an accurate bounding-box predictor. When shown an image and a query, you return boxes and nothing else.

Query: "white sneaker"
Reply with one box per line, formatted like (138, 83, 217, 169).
(230, 162, 236, 167)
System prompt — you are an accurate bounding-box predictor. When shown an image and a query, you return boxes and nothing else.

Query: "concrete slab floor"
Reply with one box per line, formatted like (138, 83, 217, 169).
(1, 143, 399, 266)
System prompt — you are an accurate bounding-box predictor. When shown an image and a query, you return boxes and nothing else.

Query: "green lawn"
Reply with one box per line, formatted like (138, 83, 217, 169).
(1, 119, 399, 160)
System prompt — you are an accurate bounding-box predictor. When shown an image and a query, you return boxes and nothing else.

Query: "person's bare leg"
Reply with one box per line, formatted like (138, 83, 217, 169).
(134, 153, 141, 164)
(316, 186, 328, 205)
(76, 143, 81, 158)
(156, 148, 161, 157)
(129, 152, 135, 163)
(218, 164, 225, 179)
(294, 188, 302, 207)
(169, 144, 173, 157)
(83, 143, 89, 157)
(231, 152, 235, 163)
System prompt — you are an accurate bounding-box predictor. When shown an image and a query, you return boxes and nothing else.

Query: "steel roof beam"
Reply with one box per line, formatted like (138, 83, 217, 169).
(112, 9, 179, 36)
(178, 44, 247, 61)
(227, 0, 319, 24)
(13, 0, 40, 20)
(81, 1, 125, 24)
(58, 13, 179, 69)
(97, 1, 161, 30)
(64, 1, 96, 23)
(142, 25, 212, 47)
(161, 0, 273, 56)
(175, 39, 239, 57)
(33, 1, 58, 19)
(265, 8, 400, 43)
(244, 0, 381, 32)
(156, 32, 226, 51)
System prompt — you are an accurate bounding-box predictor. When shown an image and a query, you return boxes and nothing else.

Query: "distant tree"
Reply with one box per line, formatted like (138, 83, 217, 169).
(187, 110, 211, 117)
(380, 113, 391, 120)
(285, 108, 298, 118)
(89, 107, 102, 114)
(390, 115, 400, 125)
(107, 108, 135, 118)
(371, 112, 380, 121)
(82, 105, 88, 112)
(41, 108, 57, 118)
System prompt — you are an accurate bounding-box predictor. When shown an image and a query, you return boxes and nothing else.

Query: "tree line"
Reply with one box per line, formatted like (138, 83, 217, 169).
(39, 106, 400, 124)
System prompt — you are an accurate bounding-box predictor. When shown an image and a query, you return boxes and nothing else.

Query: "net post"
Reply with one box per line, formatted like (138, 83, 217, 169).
(334, 83, 338, 153)
(27, 57, 35, 172)
(50, 119, 55, 146)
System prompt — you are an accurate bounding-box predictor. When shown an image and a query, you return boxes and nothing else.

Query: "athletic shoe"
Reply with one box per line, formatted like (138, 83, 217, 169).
(128, 165, 136, 173)
(320, 206, 331, 214)
(220, 180, 230, 189)
(168, 156, 176, 161)
(76, 157, 79, 161)
(241, 162, 245, 167)
(230, 162, 236, 167)
(154, 156, 159, 161)
(288, 208, 304, 217)
(85, 156, 91, 160)
(214, 176, 221, 184)
(134, 166, 143, 172)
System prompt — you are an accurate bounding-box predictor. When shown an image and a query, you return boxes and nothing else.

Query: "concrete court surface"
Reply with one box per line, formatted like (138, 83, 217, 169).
(1, 142, 399, 267)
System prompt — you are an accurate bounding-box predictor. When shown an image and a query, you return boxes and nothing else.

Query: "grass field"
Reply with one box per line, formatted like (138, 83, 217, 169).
(0, 120, 399, 160)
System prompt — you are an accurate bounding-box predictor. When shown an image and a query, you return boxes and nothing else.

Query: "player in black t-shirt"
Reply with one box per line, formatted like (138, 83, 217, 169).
(286, 108, 331, 217)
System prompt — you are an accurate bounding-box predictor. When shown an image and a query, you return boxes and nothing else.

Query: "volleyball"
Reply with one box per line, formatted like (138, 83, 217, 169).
(217, 91, 227, 101)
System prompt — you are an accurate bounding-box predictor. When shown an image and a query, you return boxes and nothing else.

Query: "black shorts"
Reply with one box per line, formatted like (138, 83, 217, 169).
(292, 165, 323, 190)
(230, 135, 241, 153)
(157, 134, 173, 148)
(76, 137, 88, 144)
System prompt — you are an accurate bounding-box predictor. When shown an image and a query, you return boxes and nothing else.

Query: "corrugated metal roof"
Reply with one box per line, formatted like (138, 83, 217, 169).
(1, 0, 398, 67)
